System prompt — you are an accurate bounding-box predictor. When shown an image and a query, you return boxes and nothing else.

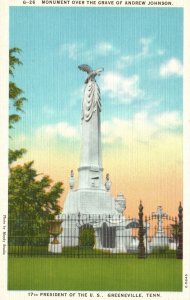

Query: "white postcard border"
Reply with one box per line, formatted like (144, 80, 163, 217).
(0, 1, 190, 300)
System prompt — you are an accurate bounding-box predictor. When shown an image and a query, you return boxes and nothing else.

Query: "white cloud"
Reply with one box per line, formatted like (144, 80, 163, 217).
(35, 112, 181, 146)
(95, 42, 115, 55)
(157, 49, 165, 56)
(116, 55, 133, 70)
(116, 37, 153, 70)
(154, 111, 182, 128)
(59, 41, 117, 61)
(59, 43, 81, 60)
(102, 111, 182, 145)
(36, 122, 79, 140)
(101, 114, 154, 145)
(160, 58, 183, 77)
(43, 106, 56, 117)
(15, 134, 28, 143)
(140, 38, 152, 56)
(102, 72, 142, 103)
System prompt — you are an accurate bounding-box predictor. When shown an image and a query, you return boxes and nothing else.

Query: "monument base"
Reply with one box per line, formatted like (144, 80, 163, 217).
(150, 232, 169, 249)
(48, 243, 62, 254)
(57, 213, 138, 254)
(64, 188, 118, 215)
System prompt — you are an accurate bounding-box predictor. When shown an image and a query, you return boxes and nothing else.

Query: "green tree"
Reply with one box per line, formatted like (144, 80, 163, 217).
(9, 148, 27, 165)
(8, 48, 64, 247)
(9, 48, 26, 129)
(9, 48, 27, 164)
(9, 161, 63, 245)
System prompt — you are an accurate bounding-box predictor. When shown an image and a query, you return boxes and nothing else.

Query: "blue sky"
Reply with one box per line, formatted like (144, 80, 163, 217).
(10, 7, 183, 141)
(9, 7, 183, 215)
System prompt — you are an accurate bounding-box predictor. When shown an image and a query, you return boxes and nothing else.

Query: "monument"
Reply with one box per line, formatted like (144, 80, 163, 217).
(150, 206, 169, 249)
(49, 65, 138, 253)
(63, 64, 122, 216)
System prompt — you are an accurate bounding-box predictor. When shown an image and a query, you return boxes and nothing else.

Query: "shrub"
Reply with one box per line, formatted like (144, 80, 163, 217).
(79, 227, 95, 248)
(152, 246, 170, 255)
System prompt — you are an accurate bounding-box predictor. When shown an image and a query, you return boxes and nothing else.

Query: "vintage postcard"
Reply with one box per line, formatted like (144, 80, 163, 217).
(0, 1, 190, 300)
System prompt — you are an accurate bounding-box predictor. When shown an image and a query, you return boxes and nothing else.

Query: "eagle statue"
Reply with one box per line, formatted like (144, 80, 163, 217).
(78, 64, 104, 84)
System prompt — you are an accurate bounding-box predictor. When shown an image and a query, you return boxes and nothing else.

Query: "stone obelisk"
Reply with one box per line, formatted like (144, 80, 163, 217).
(63, 64, 125, 216)
(78, 64, 104, 190)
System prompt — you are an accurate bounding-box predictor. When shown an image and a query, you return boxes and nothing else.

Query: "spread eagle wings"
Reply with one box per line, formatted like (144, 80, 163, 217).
(78, 64, 93, 74)
(95, 68, 104, 74)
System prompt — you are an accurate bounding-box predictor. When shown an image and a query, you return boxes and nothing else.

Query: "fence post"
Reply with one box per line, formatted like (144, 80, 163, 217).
(78, 212, 80, 257)
(176, 202, 183, 259)
(174, 217, 177, 254)
(138, 201, 145, 258)
(145, 216, 148, 257)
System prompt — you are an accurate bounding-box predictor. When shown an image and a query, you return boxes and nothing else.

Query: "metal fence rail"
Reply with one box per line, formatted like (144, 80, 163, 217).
(8, 202, 183, 258)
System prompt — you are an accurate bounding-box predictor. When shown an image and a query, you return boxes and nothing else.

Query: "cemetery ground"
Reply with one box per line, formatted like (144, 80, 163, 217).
(8, 257, 182, 291)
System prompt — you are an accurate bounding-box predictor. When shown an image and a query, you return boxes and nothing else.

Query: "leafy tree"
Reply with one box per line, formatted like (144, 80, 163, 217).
(8, 48, 64, 248)
(9, 148, 27, 165)
(9, 161, 63, 245)
(9, 48, 27, 129)
(9, 48, 27, 164)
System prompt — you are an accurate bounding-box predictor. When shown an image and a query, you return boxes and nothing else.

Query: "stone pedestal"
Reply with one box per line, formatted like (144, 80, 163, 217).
(64, 189, 117, 215)
(150, 232, 169, 248)
(48, 243, 62, 253)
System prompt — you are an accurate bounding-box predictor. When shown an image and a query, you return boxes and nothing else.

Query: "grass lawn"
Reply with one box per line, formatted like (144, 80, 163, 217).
(8, 257, 182, 291)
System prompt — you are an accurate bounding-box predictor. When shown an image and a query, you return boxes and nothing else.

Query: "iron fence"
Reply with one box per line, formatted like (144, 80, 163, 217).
(8, 209, 182, 258)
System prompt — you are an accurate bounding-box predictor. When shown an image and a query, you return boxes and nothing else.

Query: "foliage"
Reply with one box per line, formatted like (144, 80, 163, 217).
(9, 48, 22, 75)
(8, 161, 63, 245)
(9, 48, 27, 129)
(8, 49, 64, 245)
(170, 223, 179, 241)
(9, 148, 27, 165)
(9, 47, 27, 163)
(79, 226, 95, 248)
(151, 245, 174, 256)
